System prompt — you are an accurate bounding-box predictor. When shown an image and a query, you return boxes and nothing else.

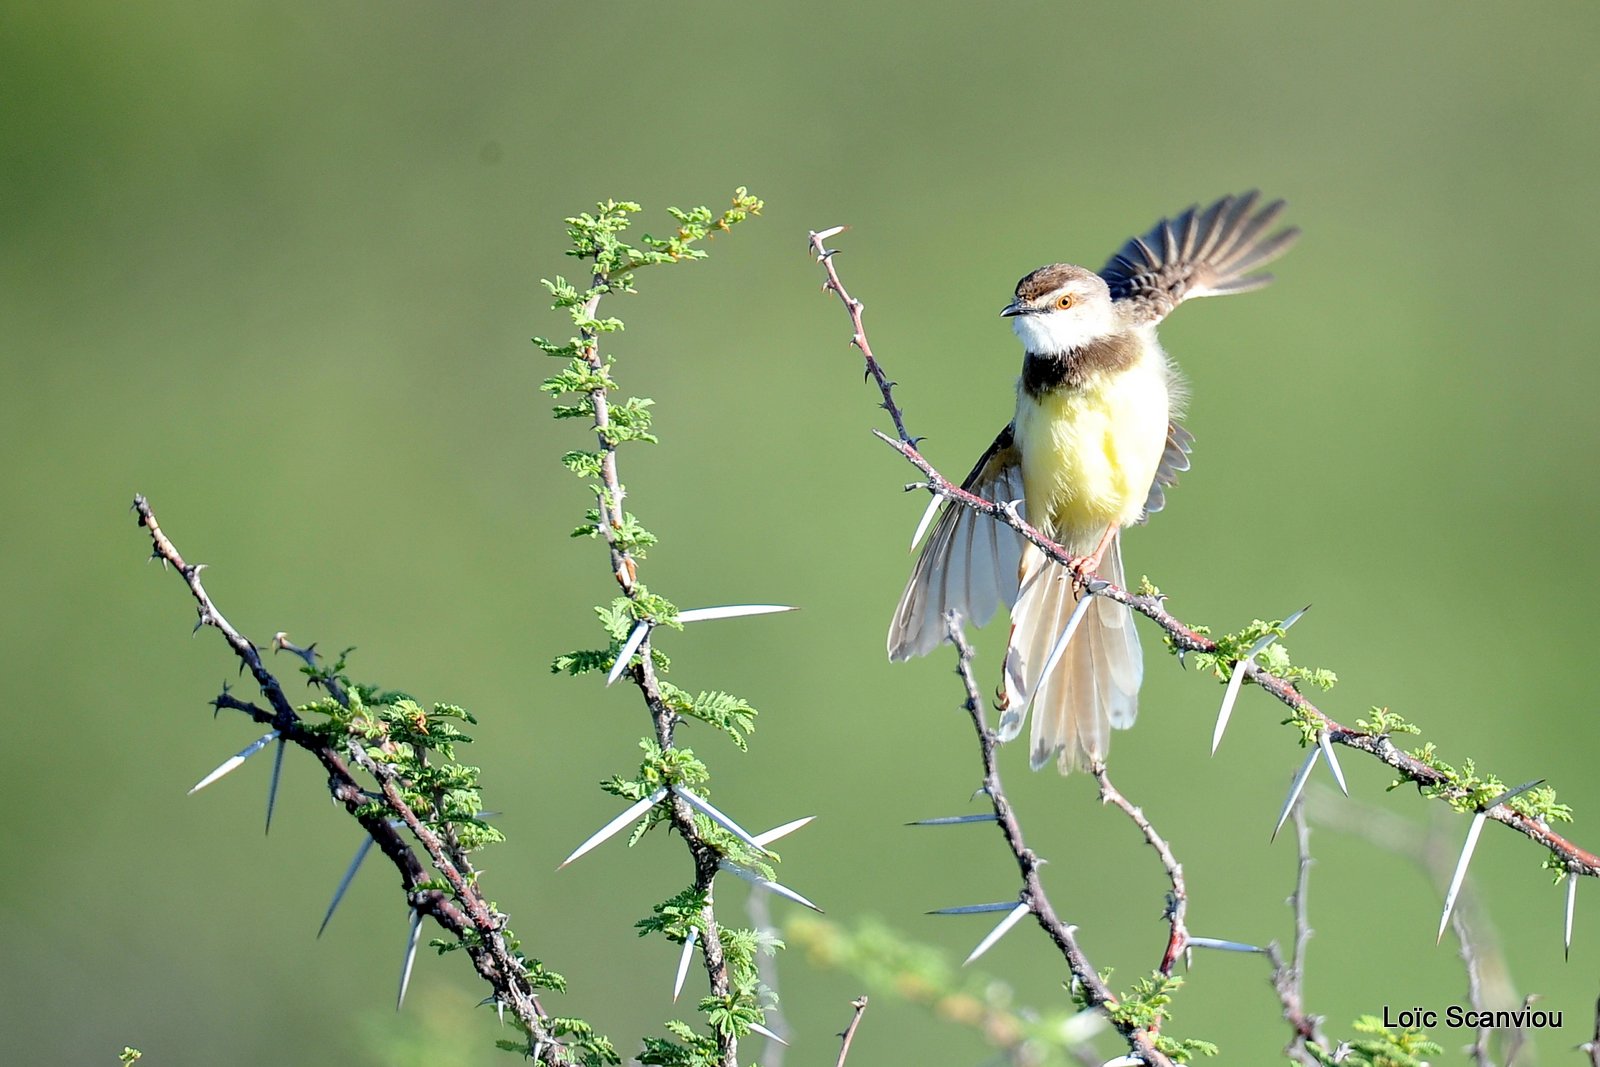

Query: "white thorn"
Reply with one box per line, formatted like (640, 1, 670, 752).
(752, 815, 815, 847)
(1186, 936, 1266, 954)
(927, 901, 1020, 915)
(676, 787, 773, 856)
(1272, 746, 1322, 841)
(909, 495, 942, 552)
(557, 786, 669, 869)
(1035, 594, 1095, 696)
(264, 736, 286, 834)
(1212, 662, 1248, 755)
(748, 1022, 788, 1046)
(1317, 730, 1348, 796)
(673, 928, 698, 1002)
(187, 730, 280, 795)
(1438, 811, 1489, 944)
(319, 836, 377, 937)
(397, 909, 423, 1010)
(908, 813, 999, 826)
(963, 901, 1031, 965)
(677, 604, 799, 624)
(1567, 872, 1578, 960)
(607, 621, 651, 686)
(719, 861, 824, 912)
(1100, 1058, 1142, 1067)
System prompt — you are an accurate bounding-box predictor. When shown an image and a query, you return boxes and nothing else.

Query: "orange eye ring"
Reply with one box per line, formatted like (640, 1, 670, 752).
(1056, 293, 1076, 310)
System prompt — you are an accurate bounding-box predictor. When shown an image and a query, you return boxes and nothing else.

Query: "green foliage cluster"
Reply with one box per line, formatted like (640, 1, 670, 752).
(1308, 1016, 1443, 1067)
(542, 192, 783, 1067)
(294, 654, 581, 1003)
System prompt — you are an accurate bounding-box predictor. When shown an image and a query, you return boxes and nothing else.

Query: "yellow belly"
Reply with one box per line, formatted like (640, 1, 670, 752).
(1013, 346, 1170, 547)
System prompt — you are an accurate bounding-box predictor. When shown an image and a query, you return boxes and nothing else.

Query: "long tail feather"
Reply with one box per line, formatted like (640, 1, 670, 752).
(1001, 535, 1142, 773)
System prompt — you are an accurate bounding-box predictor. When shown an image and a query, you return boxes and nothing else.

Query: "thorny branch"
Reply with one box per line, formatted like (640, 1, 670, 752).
(1266, 801, 1323, 1066)
(1092, 765, 1188, 977)
(945, 615, 1176, 1067)
(132, 495, 569, 1063)
(575, 273, 738, 1065)
(806, 227, 1600, 881)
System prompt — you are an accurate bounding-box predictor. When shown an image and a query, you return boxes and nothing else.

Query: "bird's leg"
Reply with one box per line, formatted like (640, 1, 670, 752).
(1073, 524, 1117, 583)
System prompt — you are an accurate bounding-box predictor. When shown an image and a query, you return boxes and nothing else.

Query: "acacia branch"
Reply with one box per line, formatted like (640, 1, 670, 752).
(576, 272, 737, 1065)
(1092, 766, 1188, 977)
(1266, 801, 1323, 1066)
(132, 495, 568, 1063)
(805, 227, 1600, 880)
(945, 616, 1175, 1067)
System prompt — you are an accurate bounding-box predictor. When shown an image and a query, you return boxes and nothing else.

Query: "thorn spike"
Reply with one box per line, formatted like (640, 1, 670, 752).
(1317, 730, 1348, 796)
(264, 736, 286, 834)
(907, 814, 999, 826)
(963, 901, 1031, 965)
(909, 494, 942, 552)
(1272, 746, 1321, 841)
(557, 786, 669, 869)
(676, 604, 799, 624)
(397, 908, 423, 1010)
(606, 621, 651, 687)
(1186, 936, 1266, 954)
(319, 836, 377, 938)
(748, 1022, 788, 1046)
(927, 901, 1020, 915)
(676, 787, 773, 856)
(1212, 661, 1248, 755)
(719, 861, 824, 912)
(1438, 811, 1489, 944)
(187, 730, 280, 795)
(673, 928, 698, 1002)
(1566, 871, 1577, 960)
(751, 815, 815, 847)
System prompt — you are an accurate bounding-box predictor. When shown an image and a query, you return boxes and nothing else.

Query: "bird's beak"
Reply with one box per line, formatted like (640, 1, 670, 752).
(1000, 302, 1025, 318)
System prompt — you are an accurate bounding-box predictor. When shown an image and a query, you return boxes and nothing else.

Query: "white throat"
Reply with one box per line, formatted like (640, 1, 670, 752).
(1010, 308, 1113, 355)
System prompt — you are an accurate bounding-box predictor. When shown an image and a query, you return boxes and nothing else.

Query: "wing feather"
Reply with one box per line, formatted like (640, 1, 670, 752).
(887, 425, 1026, 660)
(1100, 191, 1300, 326)
(1141, 421, 1195, 520)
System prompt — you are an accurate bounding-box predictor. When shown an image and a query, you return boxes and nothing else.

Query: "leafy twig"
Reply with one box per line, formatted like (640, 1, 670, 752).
(133, 495, 573, 1063)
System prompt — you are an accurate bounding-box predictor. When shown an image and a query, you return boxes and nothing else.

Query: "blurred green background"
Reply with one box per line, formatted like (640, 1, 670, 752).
(6, 1, 1600, 1063)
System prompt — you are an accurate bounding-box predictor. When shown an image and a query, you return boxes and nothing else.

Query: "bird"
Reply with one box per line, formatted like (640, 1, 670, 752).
(887, 192, 1298, 773)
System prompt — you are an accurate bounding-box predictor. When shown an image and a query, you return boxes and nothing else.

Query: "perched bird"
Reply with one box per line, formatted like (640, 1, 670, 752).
(888, 192, 1298, 772)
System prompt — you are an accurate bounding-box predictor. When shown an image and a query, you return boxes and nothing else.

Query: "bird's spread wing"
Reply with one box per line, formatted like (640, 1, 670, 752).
(1141, 421, 1194, 521)
(888, 425, 1025, 660)
(1099, 191, 1300, 326)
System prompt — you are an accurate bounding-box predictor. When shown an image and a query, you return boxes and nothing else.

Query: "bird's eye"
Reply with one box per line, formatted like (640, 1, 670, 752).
(1055, 293, 1076, 310)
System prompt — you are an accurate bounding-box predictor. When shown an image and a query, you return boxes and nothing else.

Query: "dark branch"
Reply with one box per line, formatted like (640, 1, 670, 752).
(132, 495, 569, 1063)
(945, 614, 1175, 1067)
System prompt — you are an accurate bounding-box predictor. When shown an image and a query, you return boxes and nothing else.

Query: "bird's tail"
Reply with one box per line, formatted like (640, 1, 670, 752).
(997, 535, 1142, 773)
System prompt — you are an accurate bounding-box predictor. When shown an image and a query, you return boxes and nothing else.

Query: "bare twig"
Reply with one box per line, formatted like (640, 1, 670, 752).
(1093, 765, 1188, 976)
(133, 496, 568, 1063)
(833, 996, 870, 1067)
(946, 615, 1176, 1067)
(1266, 800, 1322, 1066)
(805, 226, 1600, 881)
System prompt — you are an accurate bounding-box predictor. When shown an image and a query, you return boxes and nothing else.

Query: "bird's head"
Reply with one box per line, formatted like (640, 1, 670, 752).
(1001, 264, 1114, 355)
